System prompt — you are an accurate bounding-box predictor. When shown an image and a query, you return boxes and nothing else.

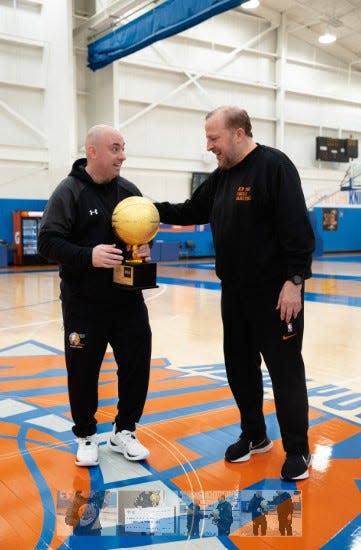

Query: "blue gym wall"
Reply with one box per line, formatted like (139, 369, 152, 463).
(0, 199, 215, 263)
(0, 199, 48, 262)
(312, 206, 361, 253)
(2, 198, 361, 263)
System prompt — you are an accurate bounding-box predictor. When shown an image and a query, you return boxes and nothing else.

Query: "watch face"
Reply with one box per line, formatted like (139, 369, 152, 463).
(292, 275, 303, 285)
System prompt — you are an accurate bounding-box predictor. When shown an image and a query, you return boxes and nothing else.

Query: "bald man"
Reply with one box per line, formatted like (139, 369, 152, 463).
(39, 125, 152, 466)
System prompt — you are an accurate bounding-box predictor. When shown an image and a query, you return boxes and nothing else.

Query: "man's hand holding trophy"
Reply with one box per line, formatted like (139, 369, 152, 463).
(112, 196, 160, 290)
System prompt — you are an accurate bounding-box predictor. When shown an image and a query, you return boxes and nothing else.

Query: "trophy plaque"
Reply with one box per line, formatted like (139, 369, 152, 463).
(112, 196, 160, 290)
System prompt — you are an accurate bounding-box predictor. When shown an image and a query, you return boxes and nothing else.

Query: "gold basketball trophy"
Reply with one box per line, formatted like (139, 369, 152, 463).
(112, 196, 160, 289)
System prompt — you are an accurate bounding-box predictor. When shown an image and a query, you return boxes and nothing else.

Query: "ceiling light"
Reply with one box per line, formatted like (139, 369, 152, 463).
(318, 31, 337, 44)
(242, 0, 260, 9)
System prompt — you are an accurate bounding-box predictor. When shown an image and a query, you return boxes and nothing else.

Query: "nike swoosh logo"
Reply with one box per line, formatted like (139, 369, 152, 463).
(282, 333, 297, 341)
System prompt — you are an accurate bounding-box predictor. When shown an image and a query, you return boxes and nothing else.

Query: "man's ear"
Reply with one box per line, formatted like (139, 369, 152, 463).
(87, 144, 97, 159)
(235, 127, 245, 142)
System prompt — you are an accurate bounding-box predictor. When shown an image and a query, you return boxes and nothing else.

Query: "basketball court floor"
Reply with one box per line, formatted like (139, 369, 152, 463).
(0, 255, 360, 549)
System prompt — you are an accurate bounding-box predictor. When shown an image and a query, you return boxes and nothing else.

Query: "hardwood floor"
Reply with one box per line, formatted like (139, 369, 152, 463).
(0, 256, 360, 549)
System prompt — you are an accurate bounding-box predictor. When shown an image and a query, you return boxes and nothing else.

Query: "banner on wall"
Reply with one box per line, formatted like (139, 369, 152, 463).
(88, 0, 245, 71)
(322, 208, 339, 231)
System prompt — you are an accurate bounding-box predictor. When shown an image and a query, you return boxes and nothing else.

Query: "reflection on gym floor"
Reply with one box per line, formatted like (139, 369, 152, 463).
(0, 256, 360, 549)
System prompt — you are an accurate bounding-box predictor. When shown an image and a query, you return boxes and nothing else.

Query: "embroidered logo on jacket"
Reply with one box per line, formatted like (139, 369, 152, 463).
(235, 186, 251, 201)
(89, 209, 98, 216)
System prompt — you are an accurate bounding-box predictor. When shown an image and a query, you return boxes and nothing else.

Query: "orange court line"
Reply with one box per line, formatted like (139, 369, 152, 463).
(0, 421, 19, 438)
(142, 386, 234, 415)
(0, 372, 67, 392)
(23, 392, 71, 408)
(0, 356, 63, 373)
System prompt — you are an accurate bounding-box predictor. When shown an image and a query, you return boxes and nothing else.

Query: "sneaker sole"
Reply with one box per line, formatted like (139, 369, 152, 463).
(108, 439, 150, 461)
(75, 459, 99, 467)
(226, 440, 273, 463)
(281, 456, 312, 481)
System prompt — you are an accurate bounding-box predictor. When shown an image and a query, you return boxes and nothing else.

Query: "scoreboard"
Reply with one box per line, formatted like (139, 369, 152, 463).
(316, 137, 359, 162)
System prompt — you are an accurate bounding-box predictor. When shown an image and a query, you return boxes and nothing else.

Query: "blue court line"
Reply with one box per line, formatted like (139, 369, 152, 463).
(1, 431, 74, 454)
(17, 425, 56, 550)
(163, 270, 361, 282)
(157, 276, 221, 289)
(2, 268, 361, 308)
(0, 386, 69, 398)
(0, 378, 109, 399)
(245, 479, 297, 491)
(0, 339, 63, 355)
(312, 272, 361, 281)
(305, 292, 361, 307)
(141, 398, 236, 424)
(331, 433, 361, 459)
(0, 299, 57, 312)
(320, 513, 361, 549)
(0, 369, 67, 381)
(158, 277, 361, 307)
(0, 268, 58, 275)
(163, 262, 216, 270)
(0, 362, 151, 382)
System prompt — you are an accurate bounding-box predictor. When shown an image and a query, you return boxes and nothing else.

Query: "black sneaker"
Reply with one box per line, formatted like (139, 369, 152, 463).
(225, 436, 273, 463)
(281, 453, 311, 480)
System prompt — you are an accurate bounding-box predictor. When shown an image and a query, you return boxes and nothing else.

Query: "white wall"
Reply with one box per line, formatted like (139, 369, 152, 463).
(0, 0, 75, 199)
(0, 1, 360, 204)
(75, 7, 361, 203)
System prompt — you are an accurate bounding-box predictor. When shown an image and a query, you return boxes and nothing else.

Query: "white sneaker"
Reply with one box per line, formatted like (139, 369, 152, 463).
(75, 435, 99, 467)
(108, 426, 150, 461)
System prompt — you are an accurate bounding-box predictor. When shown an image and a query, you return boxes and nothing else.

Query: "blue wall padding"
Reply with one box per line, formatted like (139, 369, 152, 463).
(88, 0, 244, 70)
(0, 198, 47, 244)
(313, 206, 361, 253)
(156, 230, 215, 257)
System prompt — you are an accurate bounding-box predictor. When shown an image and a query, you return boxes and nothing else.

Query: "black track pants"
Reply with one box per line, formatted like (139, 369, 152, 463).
(62, 295, 151, 437)
(221, 283, 309, 455)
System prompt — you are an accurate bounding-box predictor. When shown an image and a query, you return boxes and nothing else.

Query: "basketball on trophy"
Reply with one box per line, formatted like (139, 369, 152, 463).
(112, 196, 160, 246)
(111, 196, 160, 290)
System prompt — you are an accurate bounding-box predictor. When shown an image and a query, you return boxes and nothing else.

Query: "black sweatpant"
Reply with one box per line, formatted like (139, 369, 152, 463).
(221, 282, 309, 455)
(62, 293, 151, 438)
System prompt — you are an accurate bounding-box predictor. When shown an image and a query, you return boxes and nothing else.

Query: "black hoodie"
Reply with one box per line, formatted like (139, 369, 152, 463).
(38, 158, 142, 304)
(155, 145, 315, 288)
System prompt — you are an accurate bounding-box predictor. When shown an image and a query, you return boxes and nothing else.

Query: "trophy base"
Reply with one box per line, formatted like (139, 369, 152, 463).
(113, 262, 158, 290)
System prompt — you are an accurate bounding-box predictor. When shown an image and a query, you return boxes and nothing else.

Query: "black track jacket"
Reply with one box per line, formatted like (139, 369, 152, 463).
(38, 158, 142, 304)
(155, 145, 315, 288)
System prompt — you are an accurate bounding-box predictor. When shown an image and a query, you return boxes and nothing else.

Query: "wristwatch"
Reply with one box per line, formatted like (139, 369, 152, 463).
(288, 275, 303, 285)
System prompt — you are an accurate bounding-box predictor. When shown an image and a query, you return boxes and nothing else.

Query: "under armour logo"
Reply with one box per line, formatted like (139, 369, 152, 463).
(89, 209, 98, 216)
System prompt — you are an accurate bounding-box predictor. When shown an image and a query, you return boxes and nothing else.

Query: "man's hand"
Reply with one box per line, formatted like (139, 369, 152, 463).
(128, 243, 151, 262)
(276, 280, 302, 323)
(92, 244, 123, 267)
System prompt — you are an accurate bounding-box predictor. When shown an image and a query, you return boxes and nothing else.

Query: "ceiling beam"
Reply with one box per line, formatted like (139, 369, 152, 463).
(73, 0, 158, 37)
